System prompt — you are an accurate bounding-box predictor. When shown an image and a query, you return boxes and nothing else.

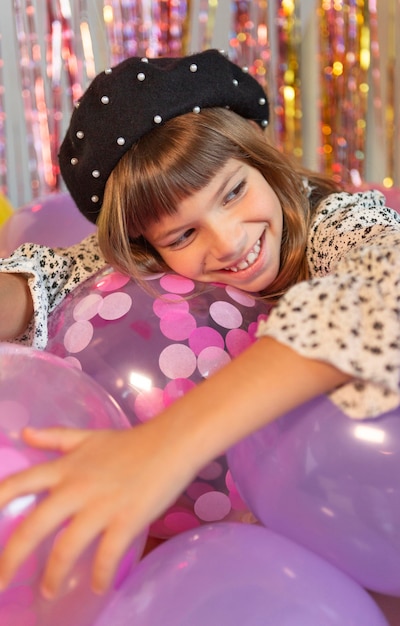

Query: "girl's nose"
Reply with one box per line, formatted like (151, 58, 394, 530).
(208, 221, 246, 263)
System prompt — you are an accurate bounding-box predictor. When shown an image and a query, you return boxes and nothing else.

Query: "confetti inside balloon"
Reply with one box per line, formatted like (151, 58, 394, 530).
(47, 266, 270, 537)
(0, 343, 147, 626)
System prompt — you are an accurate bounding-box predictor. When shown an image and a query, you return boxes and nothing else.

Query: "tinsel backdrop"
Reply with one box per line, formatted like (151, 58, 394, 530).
(0, 0, 399, 210)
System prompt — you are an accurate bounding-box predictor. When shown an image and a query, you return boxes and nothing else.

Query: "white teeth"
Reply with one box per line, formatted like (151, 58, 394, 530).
(225, 239, 261, 272)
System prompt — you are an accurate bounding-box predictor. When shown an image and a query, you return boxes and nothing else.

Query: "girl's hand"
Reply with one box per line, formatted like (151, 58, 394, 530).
(0, 419, 199, 598)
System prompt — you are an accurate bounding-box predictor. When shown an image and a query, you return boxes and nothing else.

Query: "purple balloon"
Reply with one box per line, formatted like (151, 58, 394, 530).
(46, 266, 269, 537)
(0, 192, 96, 256)
(227, 395, 400, 596)
(93, 523, 388, 626)
(0, 343, 147, 626)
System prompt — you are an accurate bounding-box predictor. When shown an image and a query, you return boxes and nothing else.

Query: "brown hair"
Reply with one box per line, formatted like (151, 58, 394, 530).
(97, 108, 340, 301)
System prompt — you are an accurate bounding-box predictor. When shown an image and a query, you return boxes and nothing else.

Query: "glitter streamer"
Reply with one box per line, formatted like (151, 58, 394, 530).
(103, 1, 189, 64)
(318, 0, 370, 184)
(274, 0, 302, 158)
(2, 0, 399, 207)
(365, 0, 384, 183)
(230, 0, 270, 84)
(229, 1, 305, 160)
(380, 0, 399, 188)
(13, 2, 59, 195)
(195, 0, 219, 52)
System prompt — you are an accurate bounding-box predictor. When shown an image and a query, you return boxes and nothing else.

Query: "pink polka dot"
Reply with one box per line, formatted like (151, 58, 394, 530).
(0, 401, 30, 432)
(225, 328, 252, 357)
(225, 286, 256, 307)
(160, 274, 195, 294)
(198, 461, 223, 480)
(209, 301, 243, 329)
(197, 346, 231, 378)
(163, 379, 196, 406)
(248, 313, 270, 340)
(186, 481, 215, 500)
(0, 448, 30, 480)
(225, 469, 237, 492)
(153, 294, 189, 319)
(194, 491, 232, 522)
(0, 606, 37, 626)
(159, 344, 197, 379)
(188, 326, 224, 355)
(248, 321, 259, 340)
(72, 293, 103, 321)
(160, 312, 197, 341)
(96, 271, 130, 291)
(64, 320, 94, 353)
(163, 511, 201, 533)
(133, 388, 165, 422)
(63, 356, 82, 370)
(98, 292, 132, 320)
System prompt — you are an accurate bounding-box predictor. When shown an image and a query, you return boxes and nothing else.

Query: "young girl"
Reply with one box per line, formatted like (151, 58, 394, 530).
(0, 49, 399, 599)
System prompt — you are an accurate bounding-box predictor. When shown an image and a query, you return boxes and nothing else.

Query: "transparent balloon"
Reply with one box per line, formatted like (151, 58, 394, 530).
(47, 266, 270, 537)
(0, 343, 147, 626)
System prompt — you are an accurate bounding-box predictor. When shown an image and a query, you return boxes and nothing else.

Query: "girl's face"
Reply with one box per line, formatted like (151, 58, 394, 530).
(144, 159, 283, 293)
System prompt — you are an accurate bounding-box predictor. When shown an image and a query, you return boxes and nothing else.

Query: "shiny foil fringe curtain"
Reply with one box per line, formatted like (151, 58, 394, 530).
(0, 0, 399, 209)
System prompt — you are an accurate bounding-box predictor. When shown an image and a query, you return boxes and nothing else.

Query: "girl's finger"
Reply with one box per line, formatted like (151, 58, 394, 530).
(91, 512, 143, 594)
(0, 459, 60, 509)
(39, 500, 114, 598)
(0, 480, 82, 589)
(22, 426, 93, 453)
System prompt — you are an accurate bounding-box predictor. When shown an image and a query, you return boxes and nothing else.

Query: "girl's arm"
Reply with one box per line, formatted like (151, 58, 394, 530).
(0, 233, 104, 349)
(0, 335, 351, 598)
(0, 273, 33, 340)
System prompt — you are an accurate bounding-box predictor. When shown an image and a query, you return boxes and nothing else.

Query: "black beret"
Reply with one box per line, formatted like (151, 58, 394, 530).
(58, 49, 269, 224)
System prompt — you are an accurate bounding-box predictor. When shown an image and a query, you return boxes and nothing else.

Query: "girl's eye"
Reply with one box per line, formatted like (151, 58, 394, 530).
(169, 228, 195, 249)
(223, 179, 246, 205)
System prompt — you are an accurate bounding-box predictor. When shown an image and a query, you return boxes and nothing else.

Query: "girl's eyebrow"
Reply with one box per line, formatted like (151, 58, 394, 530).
(153, 164, 244, 243)
(212, 164, 243, 203)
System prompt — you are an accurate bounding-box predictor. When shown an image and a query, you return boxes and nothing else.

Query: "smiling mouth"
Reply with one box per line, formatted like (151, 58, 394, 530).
(224, 237, 262, 272)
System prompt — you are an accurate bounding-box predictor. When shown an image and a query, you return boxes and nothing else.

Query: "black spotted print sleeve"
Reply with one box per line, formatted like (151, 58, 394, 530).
(256, 190, 400, 419)
(0, 233, 106, 349)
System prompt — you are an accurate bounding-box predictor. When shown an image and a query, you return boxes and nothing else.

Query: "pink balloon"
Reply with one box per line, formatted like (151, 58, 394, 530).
(46, 267, 270, 537)
(93, 523, 388, 626)
(227, 394, 400, 596)
(0, 193, 96, 256)
(0, 343, 147, 626)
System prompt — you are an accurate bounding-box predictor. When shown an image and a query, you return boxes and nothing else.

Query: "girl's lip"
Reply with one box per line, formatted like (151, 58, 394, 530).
(220, 231, 266, 277)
